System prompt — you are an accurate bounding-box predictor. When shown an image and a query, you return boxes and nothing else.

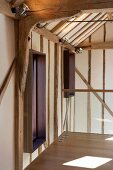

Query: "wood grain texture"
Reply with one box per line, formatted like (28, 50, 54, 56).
(77, 41, 113, 50)
(61, 46, 64, 133)
(102, 24, 106, 134)
(0, 58, 15, 104)
(25, 132, 113, 170)
(48, 40, 50, 145)
(0, 0, 15, 18)
(87, 36, 91, 133)
(63, 89, 113, 92)
(54, 43, 59, 140)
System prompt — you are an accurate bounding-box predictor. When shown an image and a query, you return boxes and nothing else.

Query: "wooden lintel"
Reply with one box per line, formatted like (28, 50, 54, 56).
(0, 0, 15, 18)
(62, 89, 113, 93)
(77, 42, 113, 50)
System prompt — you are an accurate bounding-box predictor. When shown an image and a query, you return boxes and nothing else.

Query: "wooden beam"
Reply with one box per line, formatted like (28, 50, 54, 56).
(34, 27, 59, 43)
(69, 13, 101, 41)
(51, 20, 67, 33)
(71, 13, 106, 44)
(34, 27, 75, 51)
(102, 24, 106, 134)
(77, 41, 113, 50)
(61, 46, 64, 133)
(10, 0, 24, 7)
(62, 13, 91, 39)
(23, 1, 113, 18)
(0, 58, 15, 104)
(75, 67, 113, 118)
(0, 0, 15, 18)
(56, 15, 82, 36)
(74, 16, 107, 46)
(87, 36, 91, 133)
(62, 89, 113, 92)
(54, 43, 59, 139)
(48, 40, 50, 145)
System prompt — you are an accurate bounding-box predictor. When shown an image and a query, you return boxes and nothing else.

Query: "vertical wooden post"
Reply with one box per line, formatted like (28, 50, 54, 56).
(14, 20, 24, 170)
(102, 24, 106, 134)
(48, 40, 50, 145)
(54, 43, 59, 139)
(87, 36, 91, 133)
(61, 46, 64, 133)
(38, 35, 44, 155)
(69, 98, 72, 131)
(73, 55, 76, 132)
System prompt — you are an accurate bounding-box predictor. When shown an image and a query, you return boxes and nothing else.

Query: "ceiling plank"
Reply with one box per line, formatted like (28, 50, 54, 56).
(56, 14, 84, 36)
(74, 17, 107, 46)
(69, 13, 102, 41)
(34, 27, 59, 43)
(71, 13, 106, 45)
(0, 0, 15, 18)
(77, 41, 113, 50)
(51, 20, 67, 33)
(61, 14, 91, 39)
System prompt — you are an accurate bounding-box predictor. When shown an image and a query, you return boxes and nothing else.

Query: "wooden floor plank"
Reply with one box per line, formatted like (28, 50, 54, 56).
(25, 132, 113, 170)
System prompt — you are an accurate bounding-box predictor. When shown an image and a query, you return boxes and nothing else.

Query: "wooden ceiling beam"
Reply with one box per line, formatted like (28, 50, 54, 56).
(10, 0, 24, 7)
(10, 0, 113, 22)
(25, 0, 113, 12)
(51, 20, 67, 34)
(77, 41, 113, 50)
(33, 27, 75, 51)
(0, 0, 15, 18)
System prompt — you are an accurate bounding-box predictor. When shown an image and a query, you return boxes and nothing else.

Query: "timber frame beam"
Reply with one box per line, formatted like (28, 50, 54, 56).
(34, 27, 75, 51)
(0, 0, 15, 18)
(77, 41, 113, 50)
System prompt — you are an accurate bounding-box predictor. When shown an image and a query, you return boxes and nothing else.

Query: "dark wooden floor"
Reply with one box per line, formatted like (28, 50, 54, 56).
(25, 132, 113, 170)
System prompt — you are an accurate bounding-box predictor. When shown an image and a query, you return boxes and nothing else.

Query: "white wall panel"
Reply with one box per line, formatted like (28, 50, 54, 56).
(75, 93, 87, 132)
(91, 50, 103, 89)
(32, 31, 40, 51)
(105, 50, 113, 89)
(0, 14, 15, 170)
(91, 94, 102, 134)
(75, 50, 88, 89)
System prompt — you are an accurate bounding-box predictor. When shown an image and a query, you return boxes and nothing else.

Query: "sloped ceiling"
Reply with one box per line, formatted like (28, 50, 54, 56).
(42, 12, 109, 47)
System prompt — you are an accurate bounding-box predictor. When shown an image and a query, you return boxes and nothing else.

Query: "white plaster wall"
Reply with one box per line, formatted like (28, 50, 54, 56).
(0, 14, 15, 170)
(75, 22, 113, 135)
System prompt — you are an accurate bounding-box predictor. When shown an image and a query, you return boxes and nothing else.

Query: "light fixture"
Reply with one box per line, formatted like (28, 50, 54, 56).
(63, 156, 112, 169)
(75, 47, 83, 54)
(11, 3, 29, 16)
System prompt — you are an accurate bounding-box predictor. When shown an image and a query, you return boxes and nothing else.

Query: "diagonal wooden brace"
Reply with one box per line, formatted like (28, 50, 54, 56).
(75, 67, 113, 118)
